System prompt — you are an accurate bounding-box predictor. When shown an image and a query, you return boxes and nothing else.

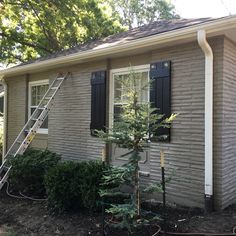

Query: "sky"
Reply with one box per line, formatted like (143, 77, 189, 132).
(173, 0, 236, 18)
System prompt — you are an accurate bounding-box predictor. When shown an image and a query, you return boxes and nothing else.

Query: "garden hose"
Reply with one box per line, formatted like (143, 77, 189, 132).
(158, 228, 236, 236)
(5, 180, 47, 201)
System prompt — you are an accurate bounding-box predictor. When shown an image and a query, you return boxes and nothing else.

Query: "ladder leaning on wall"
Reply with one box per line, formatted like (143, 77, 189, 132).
(0, 72, 70, 190)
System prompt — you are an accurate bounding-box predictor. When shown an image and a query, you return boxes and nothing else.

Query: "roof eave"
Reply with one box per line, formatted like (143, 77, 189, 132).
(1, 15, 236, 78)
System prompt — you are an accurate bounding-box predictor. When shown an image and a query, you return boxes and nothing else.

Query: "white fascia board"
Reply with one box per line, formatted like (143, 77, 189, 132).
(1, 16, 236, 78)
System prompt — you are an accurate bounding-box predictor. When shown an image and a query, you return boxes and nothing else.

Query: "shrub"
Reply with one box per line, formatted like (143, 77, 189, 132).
(44, 160, 106, 211)
(9, 149, 61, 196)
(77, 161, 106, 209)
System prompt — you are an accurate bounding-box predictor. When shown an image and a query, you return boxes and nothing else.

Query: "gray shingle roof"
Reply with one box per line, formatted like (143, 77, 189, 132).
(19, 17, 216, 66)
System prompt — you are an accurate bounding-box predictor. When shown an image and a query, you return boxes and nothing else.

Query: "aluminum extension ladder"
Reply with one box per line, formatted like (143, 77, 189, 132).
(0, 73, 70, 189)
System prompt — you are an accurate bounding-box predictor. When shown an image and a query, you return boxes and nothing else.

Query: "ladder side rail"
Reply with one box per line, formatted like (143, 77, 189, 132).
(0, 159, 8, 175)
(0, 166, 11, 189)
(15, 109, 50, 156)
(25, 77, 62, 135)
(4, 121, 31, 158)
(35, 76, 61, 109)
(15, 96, 55, 155)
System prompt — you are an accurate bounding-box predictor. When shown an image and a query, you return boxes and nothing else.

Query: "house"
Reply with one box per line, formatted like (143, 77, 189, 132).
(1, 16, 236, 211)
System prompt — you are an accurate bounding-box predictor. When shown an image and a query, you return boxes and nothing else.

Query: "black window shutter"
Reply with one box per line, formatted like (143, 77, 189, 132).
(0, 96, 3, 114)
(90, 71, 106, 135)
(150, 61, 171, 141)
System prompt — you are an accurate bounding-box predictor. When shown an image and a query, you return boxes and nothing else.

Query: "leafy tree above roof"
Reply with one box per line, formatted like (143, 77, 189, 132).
(0, 0, 122, 65)
(0, 0, 179, 66)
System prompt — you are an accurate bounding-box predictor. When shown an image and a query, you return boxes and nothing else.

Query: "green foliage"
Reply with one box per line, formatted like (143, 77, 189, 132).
(97, 69, 176, 232)
(106, 203, 147, 231)
(44, 160, 106, 211)
(44, 161, 80, 211)
(9, 149, 61, 196)
(0, 0, 123, 65)
(77, 160, 106, 209)
(107, 0, 179, 29)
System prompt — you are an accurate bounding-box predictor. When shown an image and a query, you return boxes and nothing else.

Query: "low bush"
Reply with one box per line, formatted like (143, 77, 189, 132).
(44, 160, 106, 211)
(9, 149, 61, 196)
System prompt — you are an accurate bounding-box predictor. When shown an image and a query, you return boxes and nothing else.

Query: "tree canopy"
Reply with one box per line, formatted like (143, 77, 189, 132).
(0, 0, 122, 65)
(0, 0, 179, 66)
(108, 0, 180, 30)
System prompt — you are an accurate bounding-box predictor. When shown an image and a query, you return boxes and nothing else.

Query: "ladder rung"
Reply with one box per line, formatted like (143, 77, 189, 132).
(51, 87, 58, 90)
(24, 129, 35, 134)
(44, 97, 51, 100)
(57, 77, 64, 80)
(8, 152, 15, 156)
(31, 118, 38, 121)
(0, 165, 9, 174)
(2, 166, 10, 172)
(37, 107, 45, 110)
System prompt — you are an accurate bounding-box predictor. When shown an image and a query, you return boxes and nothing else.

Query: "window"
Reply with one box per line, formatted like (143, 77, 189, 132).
(29, 80, 49, 134)
(110, 65, 150, 168)
(110, 65, 150, 125)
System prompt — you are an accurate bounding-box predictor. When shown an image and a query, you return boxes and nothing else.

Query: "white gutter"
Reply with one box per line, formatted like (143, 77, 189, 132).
(197, 30, 214, 211)
(1, 79, 7, 161)
(0, 16, 236, 78)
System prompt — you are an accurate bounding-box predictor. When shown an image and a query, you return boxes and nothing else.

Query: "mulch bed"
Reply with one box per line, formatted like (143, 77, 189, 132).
(0, 190, 236, 236)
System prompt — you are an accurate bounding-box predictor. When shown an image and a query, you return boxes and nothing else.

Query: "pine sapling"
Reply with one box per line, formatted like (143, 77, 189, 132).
(96, 69, 177, 232)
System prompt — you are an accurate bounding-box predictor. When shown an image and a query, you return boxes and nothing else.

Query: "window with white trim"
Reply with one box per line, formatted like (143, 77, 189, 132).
(111, 65, 150, 124)
(110, 65, 150, 168)
(29, 80, 49, 134)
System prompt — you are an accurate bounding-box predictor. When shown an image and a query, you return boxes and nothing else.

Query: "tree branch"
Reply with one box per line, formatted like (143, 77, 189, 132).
(0, 31, 52, 53)
(25, 0, 57, 49)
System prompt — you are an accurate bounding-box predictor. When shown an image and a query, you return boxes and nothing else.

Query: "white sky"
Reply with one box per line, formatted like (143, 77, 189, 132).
(172, 0, 236, 18)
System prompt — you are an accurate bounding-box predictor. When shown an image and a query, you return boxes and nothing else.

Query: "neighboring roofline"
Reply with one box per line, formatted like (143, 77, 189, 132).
(1, 15, 236, 78)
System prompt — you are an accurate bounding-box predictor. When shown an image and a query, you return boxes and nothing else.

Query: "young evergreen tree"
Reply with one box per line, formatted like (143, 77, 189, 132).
(96, 70, 176, 231)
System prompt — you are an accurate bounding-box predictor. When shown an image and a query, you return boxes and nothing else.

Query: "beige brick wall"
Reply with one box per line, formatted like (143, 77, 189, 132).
(47, 62, 108, 161)
(5, 37, 226, 209)
(220, 37, 236, 209)
(7, 75, 27, 148)
(212, 38, 224, 210)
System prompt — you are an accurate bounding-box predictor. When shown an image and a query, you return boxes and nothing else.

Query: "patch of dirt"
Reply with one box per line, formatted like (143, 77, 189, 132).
(143, 202, 236, 234)
(0, 190, 236, 236)
(0, 191, 102, 236)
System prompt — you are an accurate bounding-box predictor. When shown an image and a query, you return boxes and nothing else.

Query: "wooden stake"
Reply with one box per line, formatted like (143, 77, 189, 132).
(160, 149, 165, 167)
(102, 147, 106, 162)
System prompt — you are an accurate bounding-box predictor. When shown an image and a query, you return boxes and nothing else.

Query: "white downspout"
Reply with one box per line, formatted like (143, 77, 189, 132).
(1, 78, 7, 161)
(197, 30, 214, 211)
